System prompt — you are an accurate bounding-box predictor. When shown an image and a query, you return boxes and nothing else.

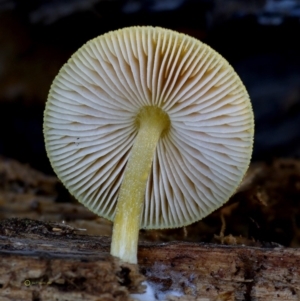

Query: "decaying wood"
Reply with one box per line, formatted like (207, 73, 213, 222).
(0, 219, 144, 301)
(1, 218, 300, 301)
(2, 157, 300, 300)
(140, 242, 300, 301)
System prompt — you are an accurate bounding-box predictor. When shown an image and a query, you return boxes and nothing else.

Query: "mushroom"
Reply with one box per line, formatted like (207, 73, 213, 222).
(43, 26, 254, 264)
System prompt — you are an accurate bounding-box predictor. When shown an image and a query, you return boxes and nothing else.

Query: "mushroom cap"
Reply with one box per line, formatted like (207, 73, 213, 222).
(44, 26, 254, 229)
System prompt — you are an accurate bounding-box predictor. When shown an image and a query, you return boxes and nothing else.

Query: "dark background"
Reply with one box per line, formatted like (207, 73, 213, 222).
(1, 0, 300, 174)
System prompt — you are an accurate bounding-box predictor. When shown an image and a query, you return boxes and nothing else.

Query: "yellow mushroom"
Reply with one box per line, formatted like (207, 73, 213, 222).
(43, 26, 254, 264)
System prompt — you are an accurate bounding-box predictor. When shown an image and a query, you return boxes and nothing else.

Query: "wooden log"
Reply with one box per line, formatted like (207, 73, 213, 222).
(0, 219, 144, 301)
(140, 242, 300, 301)
(1, 219, 300, 301)
(2, 155, 300, 300)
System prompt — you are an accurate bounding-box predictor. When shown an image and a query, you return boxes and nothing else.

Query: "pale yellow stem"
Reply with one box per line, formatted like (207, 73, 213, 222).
(111, 106, 170, 263)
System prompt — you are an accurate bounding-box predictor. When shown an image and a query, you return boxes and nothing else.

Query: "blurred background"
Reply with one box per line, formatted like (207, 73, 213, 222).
(0, 0, 300, 175)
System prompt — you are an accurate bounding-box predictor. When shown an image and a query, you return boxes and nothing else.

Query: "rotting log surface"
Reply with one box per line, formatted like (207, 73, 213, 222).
(0, 219, 143, 301)
(140, 242, 300, 301)
(1, 219, 300, 301)
(2, 157, 300, 300)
